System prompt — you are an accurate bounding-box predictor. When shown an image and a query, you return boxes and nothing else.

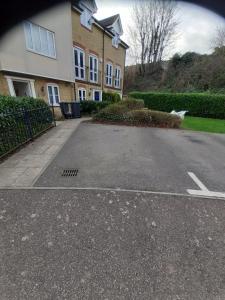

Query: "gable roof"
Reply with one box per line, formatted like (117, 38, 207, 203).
(98, 14, 119, 28)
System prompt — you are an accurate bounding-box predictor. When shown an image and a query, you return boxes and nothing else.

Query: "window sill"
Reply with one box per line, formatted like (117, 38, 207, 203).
(26, 49, 56, 60)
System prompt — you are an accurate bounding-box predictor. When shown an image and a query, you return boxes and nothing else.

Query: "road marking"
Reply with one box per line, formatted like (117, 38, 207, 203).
(187, 171, 225, 199)
(1, 186, 225, 200)
(187, 172, 209, 191)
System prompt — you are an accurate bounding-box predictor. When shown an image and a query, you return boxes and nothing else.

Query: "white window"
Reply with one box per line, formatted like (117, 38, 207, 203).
(24, 21, 56, 58)
(93, 90, 102, 102)
(47, 84, 60, 106)
(74, 47, 85, 80)
(106, 63, 113, 86)
(89, 55, 98, 83)
(114, 66, 121, 88)
(78, 88, 86, 101)
(80, 9, 93, 30)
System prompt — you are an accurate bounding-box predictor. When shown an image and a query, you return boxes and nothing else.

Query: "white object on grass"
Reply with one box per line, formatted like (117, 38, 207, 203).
(170, 110, 188, 119)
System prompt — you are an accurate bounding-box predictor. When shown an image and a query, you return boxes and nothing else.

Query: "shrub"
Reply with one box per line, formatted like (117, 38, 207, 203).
(122, 98, 145, 110)
(126, 109, 152, 125)
(0, 95, 53, 158)
(94, 104, 181, 128)
(0, 95, 49, 113)
(129, 92, 225, 119)
(102, 91, 121, 103)
(80, 100, 110, 114)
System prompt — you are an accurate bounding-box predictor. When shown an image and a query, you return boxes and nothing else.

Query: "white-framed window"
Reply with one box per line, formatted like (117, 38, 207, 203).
(93, 90, 102, 102)
(89, 55, 98, 83)
(47, 84, 60, 106)
(106, 63, 113, 86)
(78, 88, 86, 101)
(24, 21, 56, 58)
(114, 66, 121, 88)
(74, 47, 85, 80)
(80, 9, 93, 30)
(5, 76, 36, 98)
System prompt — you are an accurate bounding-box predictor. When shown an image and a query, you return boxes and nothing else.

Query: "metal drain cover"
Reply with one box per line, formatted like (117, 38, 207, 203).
(62, 169, 78, 177)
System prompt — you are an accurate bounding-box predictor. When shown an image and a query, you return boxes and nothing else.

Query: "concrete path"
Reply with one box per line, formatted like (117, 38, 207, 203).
(0, 118, 86, 187)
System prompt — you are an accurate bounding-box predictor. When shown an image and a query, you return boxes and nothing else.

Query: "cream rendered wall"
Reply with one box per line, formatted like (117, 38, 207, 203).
(0, 2, 74, 82)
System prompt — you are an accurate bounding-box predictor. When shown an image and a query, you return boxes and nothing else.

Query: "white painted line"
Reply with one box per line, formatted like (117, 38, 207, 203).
(2, 186, 225, 200)
(187, 189, 225, 199)
(187, 171, 225, 199)
(187, 172, 209, 191)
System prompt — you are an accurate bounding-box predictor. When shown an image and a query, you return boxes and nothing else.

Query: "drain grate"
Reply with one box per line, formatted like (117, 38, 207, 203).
(62, 169, 78, 177)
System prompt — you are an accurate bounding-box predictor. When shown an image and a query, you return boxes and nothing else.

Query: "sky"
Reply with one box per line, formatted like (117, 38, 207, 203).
(95, 0, 225, 65)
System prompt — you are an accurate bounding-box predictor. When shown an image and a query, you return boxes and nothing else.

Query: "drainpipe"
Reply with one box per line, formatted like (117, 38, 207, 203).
(122, 50, 126, 99)
(102, 29, 105, 93)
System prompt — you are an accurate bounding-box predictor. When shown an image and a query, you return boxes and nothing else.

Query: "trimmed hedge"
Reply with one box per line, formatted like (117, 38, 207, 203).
(122, 98, 144, 110)
(93, 101, 181, 128)
(102, 91, 121, 103)
(0, 95, 53, 158)
(0, 95, 50, 113)
(129, 92, 225, 119)
(80, 100, 111, 114)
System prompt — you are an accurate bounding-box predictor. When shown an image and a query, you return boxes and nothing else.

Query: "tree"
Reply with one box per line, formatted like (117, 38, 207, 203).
(128, 0, 178, 76)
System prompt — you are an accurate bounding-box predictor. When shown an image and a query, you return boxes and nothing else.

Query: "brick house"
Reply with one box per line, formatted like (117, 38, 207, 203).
(0, 0, 128, 118)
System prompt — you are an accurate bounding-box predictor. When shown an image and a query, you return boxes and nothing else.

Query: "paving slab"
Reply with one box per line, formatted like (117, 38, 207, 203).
(0, 118, 87, 188)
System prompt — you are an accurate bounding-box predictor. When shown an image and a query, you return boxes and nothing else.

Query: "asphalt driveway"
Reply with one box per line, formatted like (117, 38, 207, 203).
(1, 122, 225, 299)
(35, 122, 225, 195)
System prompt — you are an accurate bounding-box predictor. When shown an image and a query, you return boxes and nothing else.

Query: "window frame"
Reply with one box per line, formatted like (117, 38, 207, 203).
(47, 83, 60, 106)
(114, 66, 121, 88)
(74, 47, 86, 81)
(89, 55, 98, 83)
(24, 21, 56, 59)
(105, 63, 113, 86)
(78, 88, 86, 101)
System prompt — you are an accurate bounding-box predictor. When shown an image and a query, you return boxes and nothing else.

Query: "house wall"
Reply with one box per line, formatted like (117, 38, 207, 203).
(103, 33, 126, 95)
(0, 73, 9, 95)
(0, 2, 74, 83)
(0, 71, 74, 119)
(71, 9, 126, 100)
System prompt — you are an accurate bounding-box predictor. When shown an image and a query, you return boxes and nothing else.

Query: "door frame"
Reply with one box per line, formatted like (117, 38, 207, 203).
(92, 89, 102, 102)
(5, 75, 36, 98)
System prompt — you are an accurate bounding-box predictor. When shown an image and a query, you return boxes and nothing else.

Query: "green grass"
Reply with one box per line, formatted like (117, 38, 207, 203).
(181, 116, 225, 133)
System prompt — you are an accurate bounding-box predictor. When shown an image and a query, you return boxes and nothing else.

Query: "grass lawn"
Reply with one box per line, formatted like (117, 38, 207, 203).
(181, 116, 225, 134)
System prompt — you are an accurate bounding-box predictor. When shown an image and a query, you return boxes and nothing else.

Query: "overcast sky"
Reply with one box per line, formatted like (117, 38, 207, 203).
(95, 0, 225, 65)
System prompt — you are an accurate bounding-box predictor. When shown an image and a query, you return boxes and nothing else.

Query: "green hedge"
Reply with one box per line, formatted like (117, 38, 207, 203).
(0, 95, 50, 113)
(93, 101, 181, 128)
(129, 92, 225, 119)
(0, 95, 53, 158)
(102, 91, 121, 103)
(80, 100, 110, 114)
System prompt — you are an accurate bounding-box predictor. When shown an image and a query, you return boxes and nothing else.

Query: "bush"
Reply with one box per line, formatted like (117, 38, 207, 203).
(0, 95, 53, 157)
(129, 92, 225, 119)
(0, 95, 49, 113)
(80, 100, 110, 114)
(122, 98, 145, 110)
(102, 91, 121, 103)
(94, 103, 181, 128)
